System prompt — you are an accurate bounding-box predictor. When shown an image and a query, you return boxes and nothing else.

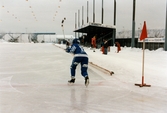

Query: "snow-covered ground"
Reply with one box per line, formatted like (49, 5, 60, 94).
(0, 42, 167, 113)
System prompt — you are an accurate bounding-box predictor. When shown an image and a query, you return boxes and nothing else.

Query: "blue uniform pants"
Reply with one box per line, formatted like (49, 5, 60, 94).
(70, 56, 88, 78)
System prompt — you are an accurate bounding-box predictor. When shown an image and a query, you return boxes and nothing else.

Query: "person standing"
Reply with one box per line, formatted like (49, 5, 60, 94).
(91, 35, 96, 52)
(115, 42, 121, 53)
(101, 39, 105, 54)
(103, 39, 108, 55)
(68, 38, 89, 87)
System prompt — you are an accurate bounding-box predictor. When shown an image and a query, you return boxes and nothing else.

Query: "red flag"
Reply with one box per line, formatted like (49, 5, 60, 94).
(140, 21, 148, 41)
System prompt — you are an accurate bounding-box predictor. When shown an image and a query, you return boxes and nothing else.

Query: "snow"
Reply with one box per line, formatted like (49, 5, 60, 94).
(0, 42, 167, 113)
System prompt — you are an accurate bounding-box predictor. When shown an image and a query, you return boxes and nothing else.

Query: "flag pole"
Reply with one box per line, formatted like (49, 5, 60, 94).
(141, 40, 145, 85)
(135, 21, 151, 87)
(135, 39, 151, 87)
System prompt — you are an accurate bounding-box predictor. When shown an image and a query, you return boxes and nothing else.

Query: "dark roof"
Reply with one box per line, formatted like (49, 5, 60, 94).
(74, 22, 116, 34)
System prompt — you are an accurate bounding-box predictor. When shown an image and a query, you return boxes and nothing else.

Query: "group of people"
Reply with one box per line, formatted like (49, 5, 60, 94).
(65, 36, 121, 87)
(91, 35, 121, 54)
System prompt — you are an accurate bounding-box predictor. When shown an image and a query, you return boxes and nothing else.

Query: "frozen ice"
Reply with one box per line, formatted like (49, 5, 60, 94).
(0, 42, 167, 113)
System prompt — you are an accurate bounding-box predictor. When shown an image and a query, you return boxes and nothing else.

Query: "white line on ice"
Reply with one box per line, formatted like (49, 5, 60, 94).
(0, 76, 23, 93)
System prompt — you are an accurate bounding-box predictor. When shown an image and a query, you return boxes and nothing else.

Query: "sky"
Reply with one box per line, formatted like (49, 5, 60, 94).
(0, 0, 166, 36)
(0, 41, 167, 112)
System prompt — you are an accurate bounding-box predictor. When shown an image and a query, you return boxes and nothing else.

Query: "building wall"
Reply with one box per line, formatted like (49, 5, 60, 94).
(115, 38, 164, 50)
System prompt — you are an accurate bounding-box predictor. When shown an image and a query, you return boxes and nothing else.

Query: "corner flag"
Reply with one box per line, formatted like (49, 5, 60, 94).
(135, 21, 151, 87)
(140, 21, 148, 41)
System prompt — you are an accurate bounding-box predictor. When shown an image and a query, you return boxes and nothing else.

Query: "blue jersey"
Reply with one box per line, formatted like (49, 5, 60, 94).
(70, 44, 88, 57)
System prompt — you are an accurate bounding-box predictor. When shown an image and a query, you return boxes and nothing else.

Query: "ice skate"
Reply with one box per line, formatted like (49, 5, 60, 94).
(85, 76, 89, 87)
(68, 78, 75, 84)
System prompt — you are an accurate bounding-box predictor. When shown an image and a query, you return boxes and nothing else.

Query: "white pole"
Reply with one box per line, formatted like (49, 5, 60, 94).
(141, 40, 145, 85)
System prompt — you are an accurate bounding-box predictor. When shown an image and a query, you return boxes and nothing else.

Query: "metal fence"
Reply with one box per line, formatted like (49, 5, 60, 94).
(115, 38, 165, 50)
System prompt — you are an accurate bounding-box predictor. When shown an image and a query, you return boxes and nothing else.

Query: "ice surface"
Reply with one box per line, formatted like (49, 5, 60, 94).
(0, 43, 167, 113)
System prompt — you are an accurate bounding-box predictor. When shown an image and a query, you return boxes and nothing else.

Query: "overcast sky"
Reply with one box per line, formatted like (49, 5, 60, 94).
(0, 0, 166, 36)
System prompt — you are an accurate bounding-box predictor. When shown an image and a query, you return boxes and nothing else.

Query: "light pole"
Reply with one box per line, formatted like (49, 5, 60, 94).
(75, 13, 77, 38)
(87, 1, 89, 23)
(165, 0, 167, 51)
(78, 10, 80, 38)
(61, 17, 66, 40)
(93, 0, 95, 23)
(131, 0, 136, 48)
(138, 27, 140, 38)
(138, 23, 142, 38)
(101, 0, 103, 24)
(113, 0, 116, 46)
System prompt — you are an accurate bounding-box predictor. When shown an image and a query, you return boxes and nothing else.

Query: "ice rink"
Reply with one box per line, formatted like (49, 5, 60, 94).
(0, 43, 167, 113)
